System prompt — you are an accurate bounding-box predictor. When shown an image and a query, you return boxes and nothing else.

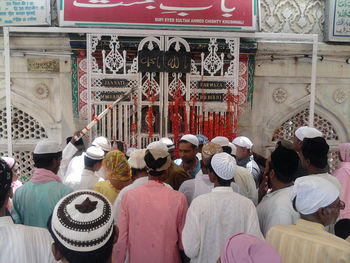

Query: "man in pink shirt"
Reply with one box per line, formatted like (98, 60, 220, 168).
(114, 148, 188, 263)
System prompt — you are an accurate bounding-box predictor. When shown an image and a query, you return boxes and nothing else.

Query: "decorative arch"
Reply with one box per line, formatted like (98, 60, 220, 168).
(272, 108, 339, 142)
(266, 103, 347, 173)
(0, 92, 60, 183)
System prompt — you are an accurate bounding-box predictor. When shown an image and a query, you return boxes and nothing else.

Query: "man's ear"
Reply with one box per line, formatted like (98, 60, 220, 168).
(51, 243, 63, 261)
(113, 225, 119, 244)
(317, 207, 330, 225)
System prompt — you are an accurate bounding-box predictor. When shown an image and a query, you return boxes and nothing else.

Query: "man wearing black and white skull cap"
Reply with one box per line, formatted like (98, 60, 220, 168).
(12, 139, 73, 228)
(233, 136, 261, 185)
(47, 190, 118, 263)
(182, 152, 263, 263)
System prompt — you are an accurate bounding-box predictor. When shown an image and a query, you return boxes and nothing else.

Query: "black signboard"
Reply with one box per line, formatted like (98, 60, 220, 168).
(102, 79, 129, 87)
(165, 52, 191, 73)
(196, 93, 224, 102)
(98, 91, 127, 101)
(197, 81, 226, 90)
(138, 50, 164, 72)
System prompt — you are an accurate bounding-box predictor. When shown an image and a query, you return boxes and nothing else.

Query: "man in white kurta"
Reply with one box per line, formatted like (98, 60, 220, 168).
(179, 142, 244, 205)
(257, 142, 300, 236)
(182, 152, 263, 263)
(64, 136, 111, 186)
(64, 146, 104, 190)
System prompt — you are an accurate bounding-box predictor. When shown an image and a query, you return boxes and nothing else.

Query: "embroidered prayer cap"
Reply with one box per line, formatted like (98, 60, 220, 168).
(211, 152, 237, 180)
(180, 134, 199, 147)
(86, 146, 105, 161)
(92, 136, 112, 152)
(0, 159, 12, 194)
(202, 142, 223, 160)
(290, 175, 339, 215)
(211, 136, 230, 147)
(295, 126, 322, 141)
(159, 137, 175, 150)
(103, 150, 131, 182)
(1, 157, 15, 169)
(144, 148, 172, 172)
(128, 149, 147, 169)
(229, 143, 237, 155)
(220, 233, 282, 263)
(126, 147, 137, 158)
(232, 136, 253, 149)
(34, 139, 62, 154)
(196, 134, 209, 146)
(146, 141, 169, 152)
(48, 190, 113, 252)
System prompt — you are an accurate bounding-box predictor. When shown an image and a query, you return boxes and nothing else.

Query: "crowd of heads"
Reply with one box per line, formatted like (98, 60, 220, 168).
(1, 124, 349, 263)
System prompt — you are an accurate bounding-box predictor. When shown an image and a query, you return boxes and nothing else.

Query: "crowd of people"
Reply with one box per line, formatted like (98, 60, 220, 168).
(1, 126, 350, 263)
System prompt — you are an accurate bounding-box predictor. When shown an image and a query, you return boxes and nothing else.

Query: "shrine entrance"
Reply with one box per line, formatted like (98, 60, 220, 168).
(85, 33, 254, 149)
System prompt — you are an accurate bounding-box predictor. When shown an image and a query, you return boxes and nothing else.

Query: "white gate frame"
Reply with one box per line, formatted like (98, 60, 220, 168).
(3, 27, 318, 154)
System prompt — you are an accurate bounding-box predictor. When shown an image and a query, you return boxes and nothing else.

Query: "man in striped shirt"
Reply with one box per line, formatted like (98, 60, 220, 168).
(266, 176, 350, 263)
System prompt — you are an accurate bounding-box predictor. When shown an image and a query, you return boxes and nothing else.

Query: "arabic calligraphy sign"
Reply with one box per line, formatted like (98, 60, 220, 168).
(27, 59, 60, 72)
(138, 51, 164, 72)
(138, 51, 191, 73)
(0, 0, 50, 26)
(325, 0, 350, 42)
(165, 52, 191, 73)
(59, 0, 257, 31)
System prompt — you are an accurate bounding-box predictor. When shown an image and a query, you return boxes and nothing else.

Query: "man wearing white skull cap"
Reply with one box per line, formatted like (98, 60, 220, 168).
(266, 176, 350, 263)
(148, 141, 191, 190)
(293, 126, 323, 178)
(64, 146, 104, 191)
(233, 136, 261, 185)
(175, 134, 201, 179)
(178, 142, 244, 206)
(11, 139, 73, 228)
(64, 136, 111, 187)
(182, 152, 263, 263)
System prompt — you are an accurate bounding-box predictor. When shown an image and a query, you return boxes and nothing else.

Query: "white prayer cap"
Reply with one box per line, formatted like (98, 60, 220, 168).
(229, 143, 237, 155)
(126, 147, 137, 158)
(295, 126, 322, 141)
(128, 149, 146, 169)
(146, 141, 168, 152)
(86, 146, 104, 160)
(92, 136, 111, 152)
(180, 134, 199, 147)
(290, 175, 339, 215)
(211, 152, 237, 180)
(211, 136, 230, 147)
(159, 137, 175, 150)
(34, 139, 62, 154)
(232, 136, 253, 149)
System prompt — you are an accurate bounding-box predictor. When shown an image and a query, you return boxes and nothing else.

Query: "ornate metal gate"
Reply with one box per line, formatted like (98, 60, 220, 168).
(86, 33, 240, 148)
